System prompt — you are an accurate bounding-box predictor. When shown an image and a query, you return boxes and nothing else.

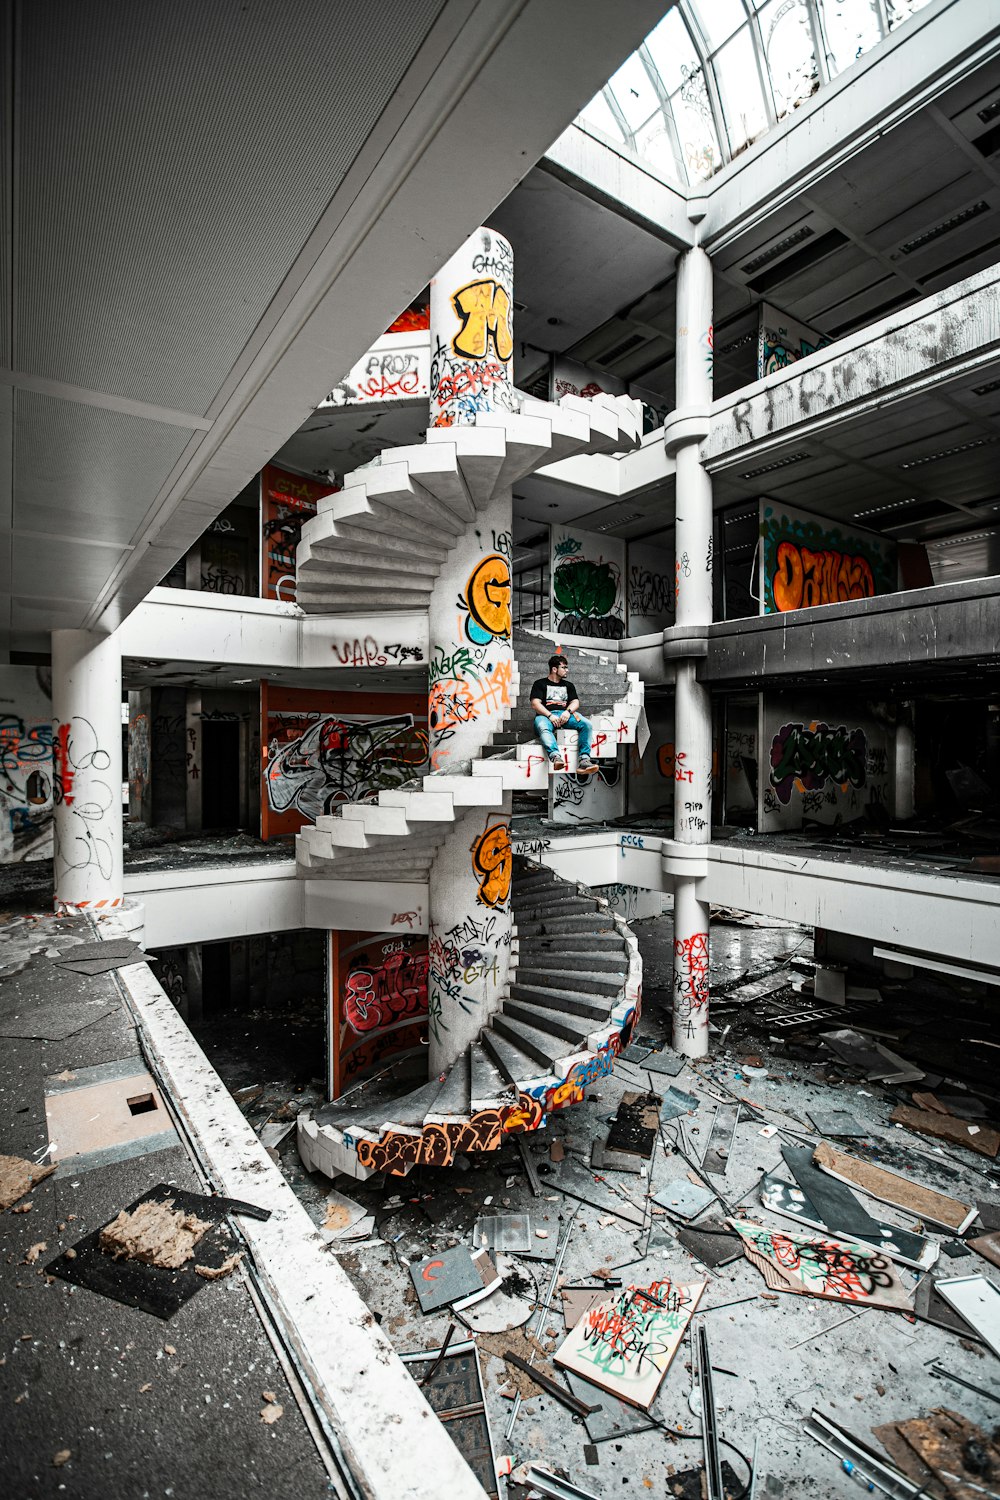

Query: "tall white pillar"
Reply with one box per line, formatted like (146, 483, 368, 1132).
(665, 244, 714, 1057)
(426, 227, 516, 1074)
(52, 629, 124, 913)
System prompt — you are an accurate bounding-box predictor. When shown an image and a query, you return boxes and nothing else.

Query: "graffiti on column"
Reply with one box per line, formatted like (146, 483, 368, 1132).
(431, 230, 515, 428)
(128, 712, 150, 810)
(261, 466, 336, 602)
(760, 503, 894, 615)
(53, 716, 115, 881)
(471, 815, 512, 910)
(428, 531, 513, 771)
(768, 721, 867, 806)
(427, 909, 507, 1045)
(673, 931, 709, 1039)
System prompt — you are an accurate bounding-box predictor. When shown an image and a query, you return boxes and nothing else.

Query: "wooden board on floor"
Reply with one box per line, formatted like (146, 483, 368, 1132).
(889, 1105, 1000, 1158)
(895, 1408, 1000, 1500)
(813, 1141, 976, 1234)
(554, 1278, 705, 1411)
(729, 1220, 912, 1310)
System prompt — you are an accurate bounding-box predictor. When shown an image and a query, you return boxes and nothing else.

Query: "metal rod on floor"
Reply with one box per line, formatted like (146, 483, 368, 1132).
(695, 1320, 725, 1500)
(504, 1201, 581, 1440)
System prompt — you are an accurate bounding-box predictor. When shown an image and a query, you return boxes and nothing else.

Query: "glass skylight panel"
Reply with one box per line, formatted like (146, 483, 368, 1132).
(669, 70, 722, 182)
(715, 26, 771, 155)
(634, 113, 688, 183)
(886, 0, 934, 31)
(757, 0, 819, 116)
(643, 6, 703, 95)
(607, 51, 662, 131)
(687, 0, 747, 49)
(577, 90, 628, 145)
(820, 0, 884, 76)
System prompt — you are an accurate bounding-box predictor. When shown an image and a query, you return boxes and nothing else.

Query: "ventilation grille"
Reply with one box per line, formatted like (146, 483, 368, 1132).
(745, 231, 848, 295)
(741, 225, 813, 275)
(601, 332, 646, 365)
(899, 435, 1000, 469)
(741, 451, 809, 480)
(899, 201, 990, 255)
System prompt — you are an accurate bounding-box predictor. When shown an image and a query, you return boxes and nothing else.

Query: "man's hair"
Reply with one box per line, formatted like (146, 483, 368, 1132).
(548, 654, 568, 669)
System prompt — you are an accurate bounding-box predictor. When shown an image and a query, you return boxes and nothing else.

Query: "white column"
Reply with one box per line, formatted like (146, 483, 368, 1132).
(893, 704, 915, 821)
(52, 629, 124, 912)
(427, 227, 515, 1073)
(666, 244, 714, 1057)
(429, 227, 515, 429)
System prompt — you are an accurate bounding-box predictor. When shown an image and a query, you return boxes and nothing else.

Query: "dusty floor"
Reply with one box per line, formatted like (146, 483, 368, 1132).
(219, 905, 1000, 1499)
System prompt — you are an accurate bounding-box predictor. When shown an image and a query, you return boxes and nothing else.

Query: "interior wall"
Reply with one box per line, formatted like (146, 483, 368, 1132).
(627, 696, 674, 817)
(626, 537, 674, 634)
(550, 524, 625, 640)
(759, 499, 896, 616)
(759, 691, 894, 831)
(0, 665, 54, 863)
(328, 929, 428, 1098)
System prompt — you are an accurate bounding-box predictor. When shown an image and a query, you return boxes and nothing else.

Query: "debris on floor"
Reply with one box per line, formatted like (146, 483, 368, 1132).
(0, 1152, 55, 1209)
(553, 1278, 705, 1408)
(99, 1197, 212, 1267)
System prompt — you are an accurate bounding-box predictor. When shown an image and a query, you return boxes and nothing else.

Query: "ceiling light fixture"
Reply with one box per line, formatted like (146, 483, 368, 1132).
(899, 201, 989, 255)
(741, 451, 809, 479)
(899, 435, 999, 468)
(741, 225, 813, 275)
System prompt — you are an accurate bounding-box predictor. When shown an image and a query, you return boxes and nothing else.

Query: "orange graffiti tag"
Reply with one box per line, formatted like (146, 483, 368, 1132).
(772, 541, 876, 612)
(471, 816, 512, 910)
(451, 279, 513, 362)
(463, 553, 511, 645)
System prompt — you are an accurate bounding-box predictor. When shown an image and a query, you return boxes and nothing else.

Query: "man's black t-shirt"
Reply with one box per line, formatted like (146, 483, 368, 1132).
(530, 678, 578, 713)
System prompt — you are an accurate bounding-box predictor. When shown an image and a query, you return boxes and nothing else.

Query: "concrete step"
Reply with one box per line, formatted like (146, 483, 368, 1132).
(470, 1040, 517, 1111)
(513, 968, 623, 1000)
(517, 931, 624, 953)
(425, 1051, 470, 1121)
(309, 516, 449, 563)
(501, 998, 595, 1044)
(481, 1028, 551, 1090)
(507, 983, 614, 1022)
(331, 484, 463, 544)
(489, 1013, 571, 1069)
(514, 913, 617, 937)
(513, 896, 600, 918)
(344, 462, 470, 536)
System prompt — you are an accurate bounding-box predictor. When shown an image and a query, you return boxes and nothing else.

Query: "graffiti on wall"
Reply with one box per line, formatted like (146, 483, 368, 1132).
(0, 682, 54, 863)
(267, 712, 427, 820)
(627, 565, 673, 623)
(261, 466, 335, 602)
(553, 758, 622, 818)
(768, 721, 868, 807)
(460, 553, 511, 646)
(325, 342, 429, 405)
(760, 502, 894, 615)
(262, 685, 428, 837)
(758, 303, 830, 378)
(128, 712, 150, 813)
(551, 527, 625, 640)
(331, 931, 429, 1096)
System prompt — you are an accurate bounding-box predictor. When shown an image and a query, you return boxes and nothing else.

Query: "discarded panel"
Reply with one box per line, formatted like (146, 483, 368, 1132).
(759, 1173, 938, 1271)
(934, 1275, 1000, 1359)
(554, 1278, 705, 1410)
(653, 1179, 715, 1221)
(473, 1213, 532, 1254)
(807, 1110, 868, 1138)
(401, 1340, 497, 1499)
(729, 1220, 912, 1310)
(410, 1245, 492, 1314)
(813, 1141, 976, 1235)
(564, 1371, 658, 1442)
(642, 1051, 686, 1077)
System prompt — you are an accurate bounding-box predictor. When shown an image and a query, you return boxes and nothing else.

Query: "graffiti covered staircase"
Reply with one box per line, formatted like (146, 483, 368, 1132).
(293, 392, 647, 1179)
(299, 857, 641, 1178)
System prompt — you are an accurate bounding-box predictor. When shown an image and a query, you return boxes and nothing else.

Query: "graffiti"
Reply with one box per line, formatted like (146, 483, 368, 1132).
(601, 883, 638, 921)
(157, 954, 188, 1009)
(554, 535, 582, 559)
(702, 323, 714, 381)
(332, 637, 423, 668)
(267, 712, 428, 820)
(759, 306, 831, 377)
(771, 541, 875, 612)
(511, 836, 551, 858)
(471, 816, 511, 910)
(768, 721, 867, 806)
(53, 715, 115, 881)
(211, 517, 236, 534)
(760, 503, 893, 615)
(343, 945, 428, 1035)
(627, 566, 672, 618)
(673, 931, 709, 1039)
(195, 709, 247, 723)
(0, 710, 54, 861)
(679, 798, 707, 834)
(429, 658, 512, 745)
(450, 279, 513, 363)
(460, 553, 511, 646)
(576, 1277, 696, 1383)
(620, 833, 645, 849)
(391, 910, 419, 928)
(200, 562, 246, 595)
(354, 1100, 516, 1175)
(356, 350, 423, 401)
(553, 556, 623, 639)
(554, 758, 620, 810)
(732, 1223, 898, 1302)
(129, 713, 150, 807)
(433, 357, 508, 410)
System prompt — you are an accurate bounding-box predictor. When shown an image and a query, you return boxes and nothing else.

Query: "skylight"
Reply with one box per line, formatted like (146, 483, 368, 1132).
(576, 0, 935, 187)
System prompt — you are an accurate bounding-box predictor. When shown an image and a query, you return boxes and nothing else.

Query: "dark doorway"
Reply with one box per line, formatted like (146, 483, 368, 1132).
(201, 720, 241, 829)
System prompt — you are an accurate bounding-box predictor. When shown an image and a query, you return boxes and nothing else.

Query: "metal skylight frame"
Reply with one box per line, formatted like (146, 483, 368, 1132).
(578, 0, 933, 187)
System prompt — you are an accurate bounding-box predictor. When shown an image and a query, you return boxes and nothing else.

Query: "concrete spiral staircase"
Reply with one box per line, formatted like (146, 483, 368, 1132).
(293, 392, 647, 1180)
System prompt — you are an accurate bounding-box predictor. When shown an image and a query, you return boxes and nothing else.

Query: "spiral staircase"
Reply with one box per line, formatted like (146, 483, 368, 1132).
(293, 393, 648, 1180)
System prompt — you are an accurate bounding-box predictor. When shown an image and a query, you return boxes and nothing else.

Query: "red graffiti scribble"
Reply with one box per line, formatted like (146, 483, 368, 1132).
(673, 932, 709, 1029)
(391, 911, 418, 928)
(343, 949, 428, 1034)
(54, 723, 74, 806)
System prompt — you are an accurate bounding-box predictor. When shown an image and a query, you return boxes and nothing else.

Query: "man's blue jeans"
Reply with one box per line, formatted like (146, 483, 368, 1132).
(534, 712, 593, 760)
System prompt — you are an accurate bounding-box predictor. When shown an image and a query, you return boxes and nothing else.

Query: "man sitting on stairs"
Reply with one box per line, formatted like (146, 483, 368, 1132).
(530, 654, 597, 774)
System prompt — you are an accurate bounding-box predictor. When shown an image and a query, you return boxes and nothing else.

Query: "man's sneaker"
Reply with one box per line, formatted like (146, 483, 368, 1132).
(549, 753, 566, 771)
(577, 754, 594, 769)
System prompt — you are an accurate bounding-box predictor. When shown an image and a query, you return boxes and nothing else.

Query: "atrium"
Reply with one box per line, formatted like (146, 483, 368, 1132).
(1, 3, 999, 1498)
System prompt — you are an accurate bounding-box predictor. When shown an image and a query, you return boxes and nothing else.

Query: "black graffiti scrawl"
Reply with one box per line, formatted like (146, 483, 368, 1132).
(768, 721, 867, 806)
(266, 713, 425, 821)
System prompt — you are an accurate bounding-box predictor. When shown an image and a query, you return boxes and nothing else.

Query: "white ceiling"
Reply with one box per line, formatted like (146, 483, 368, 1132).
(2, 0, 669, 652)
